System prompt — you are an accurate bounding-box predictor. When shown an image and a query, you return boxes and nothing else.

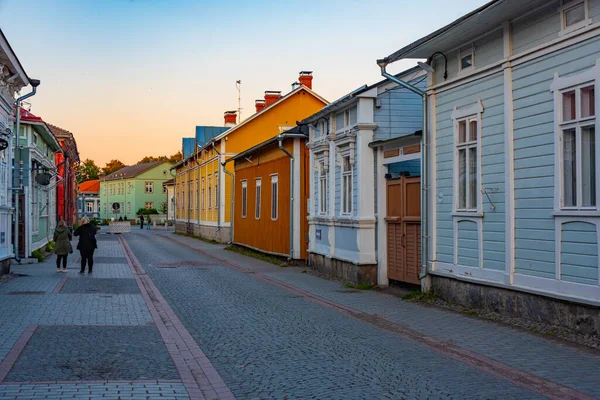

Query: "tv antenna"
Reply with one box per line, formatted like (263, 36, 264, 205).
(235, 80, 242, 122)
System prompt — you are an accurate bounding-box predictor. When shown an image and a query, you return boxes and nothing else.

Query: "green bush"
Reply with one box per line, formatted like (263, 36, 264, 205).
(31, 249, 45, 262)
(136, 208, 159, 216)
(45, 241, 56, 252)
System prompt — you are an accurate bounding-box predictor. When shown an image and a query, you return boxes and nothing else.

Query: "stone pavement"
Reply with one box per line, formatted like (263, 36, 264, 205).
(1, 229, 599, 399)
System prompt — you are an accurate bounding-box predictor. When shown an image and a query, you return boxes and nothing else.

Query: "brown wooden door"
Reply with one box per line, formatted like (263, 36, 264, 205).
(386, 177, 421, 285)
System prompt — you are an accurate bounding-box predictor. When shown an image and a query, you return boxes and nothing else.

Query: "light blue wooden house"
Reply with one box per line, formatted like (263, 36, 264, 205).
(378, 0, 600, 327)
(302, 68, 425, 285)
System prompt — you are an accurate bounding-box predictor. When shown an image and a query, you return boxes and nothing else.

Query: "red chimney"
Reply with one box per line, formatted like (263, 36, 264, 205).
(255, 100, 266, 113)
(264, 91, 281, 107)
(224, 111, 237, 127)
(299, 71, 313, 89)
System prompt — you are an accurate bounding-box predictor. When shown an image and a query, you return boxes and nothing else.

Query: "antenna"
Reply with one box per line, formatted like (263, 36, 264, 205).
(235, 80, 242, 122)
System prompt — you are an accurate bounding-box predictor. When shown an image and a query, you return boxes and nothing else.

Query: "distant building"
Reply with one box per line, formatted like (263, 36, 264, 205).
(232, 126, 310, 260)
(78, 180, 100, 220)
(0, 28, 32, 273)
(49, 124, 80, 227)
(163, 179, 175, 221)
(99, 161, 173, 220)
(13, 108, 62, 257)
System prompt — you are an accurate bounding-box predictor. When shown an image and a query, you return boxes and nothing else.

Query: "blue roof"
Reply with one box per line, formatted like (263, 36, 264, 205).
(182, 138, 196, 159)
(196, 126, 229, 147)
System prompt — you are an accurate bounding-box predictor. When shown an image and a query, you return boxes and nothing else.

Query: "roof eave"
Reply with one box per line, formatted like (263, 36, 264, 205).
(0, 28, 30, 87)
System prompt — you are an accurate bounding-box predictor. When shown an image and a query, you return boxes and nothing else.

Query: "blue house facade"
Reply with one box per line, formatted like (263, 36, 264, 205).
(303, 68, 425, 285)
(379, 0, 600, 322)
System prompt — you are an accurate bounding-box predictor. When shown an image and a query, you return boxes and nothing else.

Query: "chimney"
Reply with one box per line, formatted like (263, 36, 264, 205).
(299, 71, 313, 89)
(255, 99, 266, 113)
(224, 111, 237, 127)
(264, 91, 281, 107)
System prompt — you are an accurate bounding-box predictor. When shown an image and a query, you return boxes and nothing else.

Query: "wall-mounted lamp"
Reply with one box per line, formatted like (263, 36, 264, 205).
(417, 52, 448, 80)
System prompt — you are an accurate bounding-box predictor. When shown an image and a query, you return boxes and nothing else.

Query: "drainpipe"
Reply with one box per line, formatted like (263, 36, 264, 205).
(377, 63, 429, 280)
(13, 79, 41, 261)
(212, 141, 234, 244)
(277, 135, 296, 261)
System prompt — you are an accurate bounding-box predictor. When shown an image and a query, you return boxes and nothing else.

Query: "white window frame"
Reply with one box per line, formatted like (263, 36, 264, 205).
(318, 159, 328, 215)
(458, 44, 475, 74)
(201, 177, 205, 210)
(145, 181, 154, 194)
(255, 178, 262, 220)
(271, 174, 278, 221)
(86, 202, 94, 213)
(195, 179, 199, 211)
(451, 100, 483, 214)
(241, 180, 247, 218)
(127, 202, 131, 213)
(559, 0, 591, 36)
(551, 59, 600, 214)
(208, 177, 212, 208)
(145, 201, 154, 209)
(340, 154, 353, 215)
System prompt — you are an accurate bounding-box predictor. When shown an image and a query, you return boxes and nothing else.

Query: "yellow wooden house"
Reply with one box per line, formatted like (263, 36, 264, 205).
(174, 72, 327, 242)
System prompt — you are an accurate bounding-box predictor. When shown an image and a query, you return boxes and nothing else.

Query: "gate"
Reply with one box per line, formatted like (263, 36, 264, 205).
(386, 176, 421, 285)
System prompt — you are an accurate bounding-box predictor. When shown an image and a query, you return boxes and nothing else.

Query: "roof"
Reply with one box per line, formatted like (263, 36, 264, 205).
(15, 108, 62, 152)
(0, 28, 30, 88)
(231, 125, 308, 162)
(211, 85, 328, 144)
(378, 0, 549, 63)
(101, 160, 170, 181)
(300, 66, 423, 124)
(48, 124, 80, 163)
(163, 179, 175, 186)
(78, 180, 100, 193)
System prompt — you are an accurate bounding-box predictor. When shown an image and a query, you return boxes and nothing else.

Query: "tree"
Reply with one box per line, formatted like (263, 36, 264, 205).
(169, 151, 183, 163)
(136, 155, 167, 165)
(76, 158, 100, 183)
(102, 159, 126, 175)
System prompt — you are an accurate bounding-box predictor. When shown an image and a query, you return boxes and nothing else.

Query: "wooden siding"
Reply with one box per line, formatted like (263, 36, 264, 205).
(233, 139, 309, 259)
(374, 79, 424, 142)
(435, 72, 506, 269)
(457, 220, 479, 267)
(513, 35, 600, 279)
(560, 222, 598, 285)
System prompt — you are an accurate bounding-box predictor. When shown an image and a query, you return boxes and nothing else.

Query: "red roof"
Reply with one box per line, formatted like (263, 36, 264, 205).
(78, 180, 100, 194)
(15, 107, 44, 123)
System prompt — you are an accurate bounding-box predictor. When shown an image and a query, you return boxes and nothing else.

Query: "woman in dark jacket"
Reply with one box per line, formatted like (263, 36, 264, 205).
(74, 216, 97, 274)
(53, 220, 72, 273)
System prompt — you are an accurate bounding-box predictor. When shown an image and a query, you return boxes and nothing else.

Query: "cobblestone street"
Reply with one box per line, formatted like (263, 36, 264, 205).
(0, 230, 599, 399)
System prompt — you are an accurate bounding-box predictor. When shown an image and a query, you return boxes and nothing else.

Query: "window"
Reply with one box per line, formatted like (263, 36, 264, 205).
(163, 184, 167, 194)
(241, 180, 247, 218)
(86, 202, 94, 212)
(33, 134, 37, 145)
(103, 203, 106, 214)
(195, 179, 199, 210)
(561, 0, 588, 32)
(201, 178, 205, 209)
(127, 183, 131, 194)
(320, 120, 328, 137)
(271, 175, 278, 220)
(255, 178, 261, 219)
(208, 177, 212, 208)
(145, 201, 154, 209)
(559, 84, 596, 209)
(456, 117, 479, 211)
(341, 156, 353, 214)
(120, 202, 124, 212)
(214, 172, 218, 208)
(459, 45, 474, 72)
(127, 202, 131, 213)
(145, 182, 154, 193)
(319, 161, 328, 214)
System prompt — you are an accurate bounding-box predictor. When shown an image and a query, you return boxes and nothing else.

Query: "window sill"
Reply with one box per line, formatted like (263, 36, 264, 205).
(452, 211, 483, 218)
(553, 210, 600, 217)
(559, 19, 592, 37)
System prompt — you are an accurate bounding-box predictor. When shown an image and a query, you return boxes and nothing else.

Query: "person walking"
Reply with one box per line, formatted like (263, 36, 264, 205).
(140, 214, 144, 229)
(74, 216, 97, 274)
(146, 216, 151, 230)
(53, 220, 72, 273)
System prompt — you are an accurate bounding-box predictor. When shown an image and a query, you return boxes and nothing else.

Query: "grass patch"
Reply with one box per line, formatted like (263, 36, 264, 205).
(402, 291, 437, 302)
(224, 244, 286, 267)
(344, 283, 375, 290)
(174, 231, 218, 244)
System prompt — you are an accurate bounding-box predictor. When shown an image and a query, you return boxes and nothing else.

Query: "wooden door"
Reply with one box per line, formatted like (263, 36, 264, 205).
(386, 177, 421, 285)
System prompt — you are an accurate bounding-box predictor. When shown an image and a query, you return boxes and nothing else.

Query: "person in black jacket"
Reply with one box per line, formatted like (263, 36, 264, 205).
(74, 216, 97, 274)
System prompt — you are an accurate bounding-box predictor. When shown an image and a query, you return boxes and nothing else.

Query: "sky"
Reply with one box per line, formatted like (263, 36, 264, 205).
(0, 0, 487, 167)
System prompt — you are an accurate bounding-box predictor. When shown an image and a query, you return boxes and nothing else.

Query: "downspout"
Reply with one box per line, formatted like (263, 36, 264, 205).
(12, 79, 41, 261)
(378, 63, 428, 280)
(277, 135, 294, 261)
(212, 141, 234, 244)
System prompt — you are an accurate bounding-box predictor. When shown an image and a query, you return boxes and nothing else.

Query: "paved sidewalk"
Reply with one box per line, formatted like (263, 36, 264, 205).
(158, 231, 600, 399)
(0, 234, 189, 400)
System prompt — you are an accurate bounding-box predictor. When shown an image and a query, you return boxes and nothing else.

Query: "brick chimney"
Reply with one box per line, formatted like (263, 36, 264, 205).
(264, 91, 281, 107)
(255, 99, 266, 113)
(224, 111, 237, 127)
(299, 71, 313, 89)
